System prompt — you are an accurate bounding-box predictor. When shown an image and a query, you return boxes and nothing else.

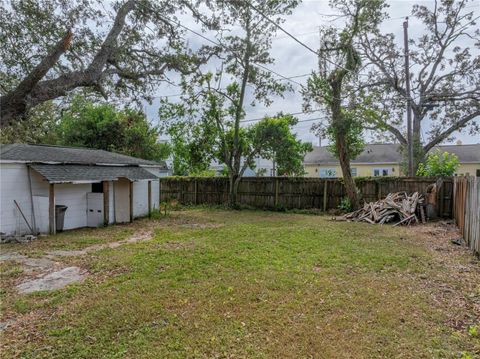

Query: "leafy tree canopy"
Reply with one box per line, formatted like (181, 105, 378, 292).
(58, 96, 169, 161)
(0, 0, 216, 125)
(0, 101, 60, 144)
(416, 150, 459, 177)
(160, 82, 311, 177)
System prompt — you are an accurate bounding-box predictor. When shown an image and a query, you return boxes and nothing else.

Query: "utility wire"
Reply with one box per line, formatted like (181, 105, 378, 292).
(240, 109, 324, 123)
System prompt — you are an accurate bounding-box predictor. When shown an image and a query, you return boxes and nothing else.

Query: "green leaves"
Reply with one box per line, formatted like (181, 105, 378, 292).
(57, 95, 169, 161)
(416, 150, 459, 177)
(249, 115, 312, 176)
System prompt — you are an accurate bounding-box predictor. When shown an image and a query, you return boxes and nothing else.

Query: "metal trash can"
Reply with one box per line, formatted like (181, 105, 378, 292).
(55, 205, 68, 232)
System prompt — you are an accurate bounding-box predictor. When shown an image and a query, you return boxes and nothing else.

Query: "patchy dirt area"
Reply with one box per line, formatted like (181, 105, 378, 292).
(404, 221, 480, 332)
(0, 229, 153, 297)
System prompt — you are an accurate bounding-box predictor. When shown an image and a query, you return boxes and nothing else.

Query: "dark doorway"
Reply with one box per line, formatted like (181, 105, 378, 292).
(91, 182, 103, 193)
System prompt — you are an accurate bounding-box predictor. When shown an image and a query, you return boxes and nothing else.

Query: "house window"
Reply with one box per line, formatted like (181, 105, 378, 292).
(351, 168, 357, 177)
(320, 168, 337, 178)
(373, 168, 390, 177)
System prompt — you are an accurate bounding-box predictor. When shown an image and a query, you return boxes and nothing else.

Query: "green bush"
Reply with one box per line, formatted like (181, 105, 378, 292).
(416, 150, 459, 177)
(338, 197, 352, 212)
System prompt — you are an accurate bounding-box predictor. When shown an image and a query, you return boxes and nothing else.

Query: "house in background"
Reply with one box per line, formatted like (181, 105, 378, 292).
(303, 143, 480, 178)
(0, 144, 169, 236)
(210, 157, 276, 177)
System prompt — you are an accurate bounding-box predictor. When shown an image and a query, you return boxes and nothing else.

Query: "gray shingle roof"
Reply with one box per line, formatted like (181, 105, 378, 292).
(436, 144, 480, 163)
(31, 164, 158, 183)
(304, 144, 403, 165)
(303, 143, 480, 165)
(0, 143, 167, 169)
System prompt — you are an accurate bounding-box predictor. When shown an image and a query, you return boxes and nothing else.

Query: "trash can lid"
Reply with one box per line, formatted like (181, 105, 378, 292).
(55, 205, 68, 209)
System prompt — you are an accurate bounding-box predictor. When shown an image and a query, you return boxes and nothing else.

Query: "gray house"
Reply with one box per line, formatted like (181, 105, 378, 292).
(0, 144, 169, 235)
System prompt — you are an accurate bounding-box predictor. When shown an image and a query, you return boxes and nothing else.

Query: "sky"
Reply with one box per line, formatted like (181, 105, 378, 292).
(145, 0, 480, 147)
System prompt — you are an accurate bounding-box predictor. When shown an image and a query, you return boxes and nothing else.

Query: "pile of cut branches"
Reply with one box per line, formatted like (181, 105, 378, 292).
(344, 192, 425, 226)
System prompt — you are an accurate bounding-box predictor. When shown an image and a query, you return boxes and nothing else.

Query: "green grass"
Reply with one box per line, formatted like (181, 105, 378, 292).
(1, 209, 479, 358)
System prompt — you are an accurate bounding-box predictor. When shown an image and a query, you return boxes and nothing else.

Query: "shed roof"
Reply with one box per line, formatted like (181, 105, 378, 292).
(31, 164, 158, 183)
(0, 143, 167, 169)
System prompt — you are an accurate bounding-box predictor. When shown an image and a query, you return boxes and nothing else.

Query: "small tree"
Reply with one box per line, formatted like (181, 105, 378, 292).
(416, 150, 459, 177)
(303, 0, 387, 209)
(58, 96, 169, 161)
(160, 83, 311, 205)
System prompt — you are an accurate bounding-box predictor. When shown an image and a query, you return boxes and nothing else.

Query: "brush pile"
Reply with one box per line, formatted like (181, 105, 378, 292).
(344, 192, 425, 226)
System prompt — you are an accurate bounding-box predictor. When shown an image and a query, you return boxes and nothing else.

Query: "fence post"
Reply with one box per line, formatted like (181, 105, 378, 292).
(274, 178, 279, 207)
(323, 180, 328, 211)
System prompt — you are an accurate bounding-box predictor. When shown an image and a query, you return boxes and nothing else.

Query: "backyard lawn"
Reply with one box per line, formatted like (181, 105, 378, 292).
(1, 209, 479, 358)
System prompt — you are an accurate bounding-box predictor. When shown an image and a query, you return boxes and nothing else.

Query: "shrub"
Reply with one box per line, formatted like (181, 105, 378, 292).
(416, 150, 459, 177)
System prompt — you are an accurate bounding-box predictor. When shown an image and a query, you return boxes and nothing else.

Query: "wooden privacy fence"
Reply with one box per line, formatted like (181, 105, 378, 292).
(453, 176, 480, 256)
(160, 177, 453, 218)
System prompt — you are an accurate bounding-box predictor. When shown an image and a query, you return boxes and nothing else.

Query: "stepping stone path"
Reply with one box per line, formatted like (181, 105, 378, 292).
(16, 267, 86, 294)
(0, 229, 153, 331)
(1, 230, 153, 294)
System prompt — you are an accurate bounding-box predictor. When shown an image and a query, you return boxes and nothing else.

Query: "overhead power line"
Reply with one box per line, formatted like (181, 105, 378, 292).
(240, 109, 324, 123)
(246, 2, 374, 78)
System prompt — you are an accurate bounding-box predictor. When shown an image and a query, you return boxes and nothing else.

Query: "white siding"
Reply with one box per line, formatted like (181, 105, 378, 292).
(108, 181, 115, 224)
(55, 183, 89, 230)
(132, 167, 165, 217)
(114, 179, 130, 223)
(133, 180, 149, 218)
(33, 195, 49, 233)
(0, 163, 49, 235)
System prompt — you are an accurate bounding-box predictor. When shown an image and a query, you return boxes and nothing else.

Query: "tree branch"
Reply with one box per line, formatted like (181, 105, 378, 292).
(424, 110, 480, 152)
(1, 0, 136, 126)
(0, 30, 73, 125)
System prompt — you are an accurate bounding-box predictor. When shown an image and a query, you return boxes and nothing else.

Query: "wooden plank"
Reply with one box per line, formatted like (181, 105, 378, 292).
(274, 178, 279, 207)
(103, 181, 109, 225)
(194, 179, 198, 205)
(323, 180, 328, 211)
(49, 183, 56, 235)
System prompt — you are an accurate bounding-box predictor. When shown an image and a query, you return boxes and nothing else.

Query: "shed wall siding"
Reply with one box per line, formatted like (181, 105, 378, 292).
(108, 181, 115, 224)
(133, 181, 149, 218)
(0, 163, 33, 235)
(55, 184, 90, 230)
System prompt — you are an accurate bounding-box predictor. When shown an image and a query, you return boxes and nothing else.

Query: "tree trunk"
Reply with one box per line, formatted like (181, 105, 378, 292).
(336, 138, 359, 208)
(330, 74, 360, 210)
(228, 173, 241, 208)
(228, 12, 251, 209)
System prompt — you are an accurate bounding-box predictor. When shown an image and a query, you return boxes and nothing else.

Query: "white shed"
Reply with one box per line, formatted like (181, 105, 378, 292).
(0, 144, 169, 235)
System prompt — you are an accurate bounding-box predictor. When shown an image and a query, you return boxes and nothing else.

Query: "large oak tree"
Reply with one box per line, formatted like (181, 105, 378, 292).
(359, 0, 479, 169)
(0, 0, 215, 126)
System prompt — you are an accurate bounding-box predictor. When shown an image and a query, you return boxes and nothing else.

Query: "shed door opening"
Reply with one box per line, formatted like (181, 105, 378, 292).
(87, 192, 104, 227)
